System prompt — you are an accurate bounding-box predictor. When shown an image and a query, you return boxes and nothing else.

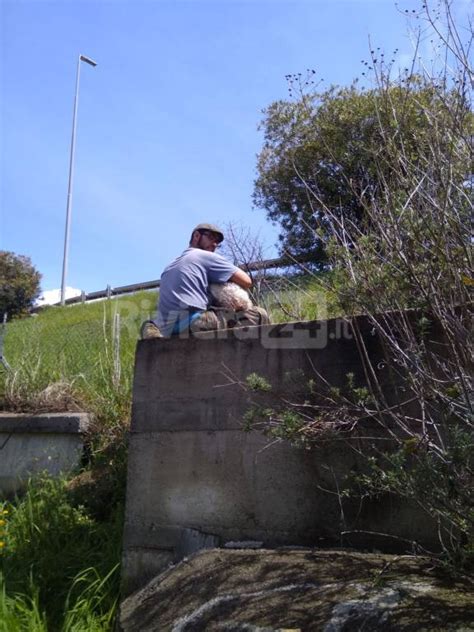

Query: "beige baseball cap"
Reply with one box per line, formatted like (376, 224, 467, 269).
(193, 223, 224, 243)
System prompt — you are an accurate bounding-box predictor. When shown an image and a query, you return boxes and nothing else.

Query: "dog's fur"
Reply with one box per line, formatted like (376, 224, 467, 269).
(209, 282, 253, 311)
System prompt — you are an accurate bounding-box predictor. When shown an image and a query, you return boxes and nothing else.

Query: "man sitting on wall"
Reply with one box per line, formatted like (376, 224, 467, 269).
(141, 223, 270, 338)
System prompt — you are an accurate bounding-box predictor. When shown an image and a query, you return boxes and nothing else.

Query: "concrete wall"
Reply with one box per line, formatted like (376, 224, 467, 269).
(0, 413, 90, 495)
(122, 317, 437, 595)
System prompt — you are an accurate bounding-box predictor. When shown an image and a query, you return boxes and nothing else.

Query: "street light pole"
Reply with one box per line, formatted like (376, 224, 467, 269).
(60, 54, 97, 306)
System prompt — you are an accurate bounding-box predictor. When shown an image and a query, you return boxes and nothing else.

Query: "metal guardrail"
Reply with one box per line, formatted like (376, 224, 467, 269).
(40, 255, 309, 308)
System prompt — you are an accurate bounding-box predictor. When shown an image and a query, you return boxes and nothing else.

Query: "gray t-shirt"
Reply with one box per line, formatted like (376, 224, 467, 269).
(156, 247, 238, 334)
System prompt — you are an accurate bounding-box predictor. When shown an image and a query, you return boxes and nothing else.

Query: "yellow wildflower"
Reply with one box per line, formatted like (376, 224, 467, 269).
(0, 520, 5, 527)
(0, 542, 5, 548)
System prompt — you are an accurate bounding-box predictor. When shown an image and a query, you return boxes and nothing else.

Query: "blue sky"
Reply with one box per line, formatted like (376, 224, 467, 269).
(1, 0, 464, 294)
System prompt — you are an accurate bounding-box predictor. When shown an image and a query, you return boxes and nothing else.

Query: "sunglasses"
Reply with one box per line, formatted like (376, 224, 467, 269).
(198, 230, 222, 244)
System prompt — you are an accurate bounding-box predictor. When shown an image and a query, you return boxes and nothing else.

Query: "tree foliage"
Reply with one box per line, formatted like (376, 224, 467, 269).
(254, 74, 472, 265)
(0, 251, 42, 320)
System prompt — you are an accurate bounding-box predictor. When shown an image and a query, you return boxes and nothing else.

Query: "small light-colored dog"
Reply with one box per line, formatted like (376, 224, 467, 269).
(209, 282, 253, 311)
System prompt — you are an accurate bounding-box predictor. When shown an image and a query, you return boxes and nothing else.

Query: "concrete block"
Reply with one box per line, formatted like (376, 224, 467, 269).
(121, 549, 174, 597)
(121, 317, 439, 595)
(0, 413, 90, 495)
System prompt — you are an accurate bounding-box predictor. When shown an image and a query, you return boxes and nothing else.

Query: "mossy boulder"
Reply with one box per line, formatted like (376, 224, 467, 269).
(120, 548, 474, 631)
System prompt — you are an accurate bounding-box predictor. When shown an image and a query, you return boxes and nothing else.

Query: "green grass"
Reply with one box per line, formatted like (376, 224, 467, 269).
(0, 582, 48, 632)
(0, 279, 338, 415)
(0, 476, 122, 631)
(0, 292, 155, 629)
(0, 279, 340, 416)
(261, 272, 341, 323)
(0, 290, 157, 419)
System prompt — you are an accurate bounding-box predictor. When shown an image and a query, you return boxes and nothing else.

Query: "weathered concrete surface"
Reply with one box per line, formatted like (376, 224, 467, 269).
(122, 318, 440, 595)
(0, 412, 90, 494)
(120, 548, 474, 631)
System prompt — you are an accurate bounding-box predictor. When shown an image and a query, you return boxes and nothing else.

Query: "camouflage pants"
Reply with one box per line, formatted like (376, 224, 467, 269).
(190, 306, 270, 333)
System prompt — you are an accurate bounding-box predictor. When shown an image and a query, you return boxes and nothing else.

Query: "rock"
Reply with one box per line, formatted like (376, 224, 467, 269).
(120, 548, 474, 631)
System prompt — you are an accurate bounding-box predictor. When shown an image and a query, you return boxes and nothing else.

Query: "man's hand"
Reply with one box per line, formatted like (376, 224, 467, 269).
(229, 269, 252, 289)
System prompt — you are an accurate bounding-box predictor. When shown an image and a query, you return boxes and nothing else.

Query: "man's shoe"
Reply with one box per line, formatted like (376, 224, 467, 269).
(140, 320, 163, 339)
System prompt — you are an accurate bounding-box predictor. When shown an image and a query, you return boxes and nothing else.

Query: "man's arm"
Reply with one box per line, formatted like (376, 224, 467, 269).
(229, 268, 252, 289)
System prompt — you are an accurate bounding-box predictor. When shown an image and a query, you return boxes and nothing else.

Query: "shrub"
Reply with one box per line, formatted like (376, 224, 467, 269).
(249, 0, 473, 571)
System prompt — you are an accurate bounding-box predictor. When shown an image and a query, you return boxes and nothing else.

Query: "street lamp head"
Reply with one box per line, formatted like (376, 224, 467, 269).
(79, 54, 97, 67)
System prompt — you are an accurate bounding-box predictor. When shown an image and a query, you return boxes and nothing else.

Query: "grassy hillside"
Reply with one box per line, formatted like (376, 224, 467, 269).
(0, 275, 337, 418)
(0, 290, 156, 417)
